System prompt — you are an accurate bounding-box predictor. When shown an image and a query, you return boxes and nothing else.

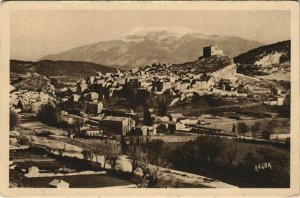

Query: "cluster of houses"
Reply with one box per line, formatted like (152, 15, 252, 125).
(60, 107, 201, 139)
(263, 88, 287, 106)
(10, 73, 57, 113)
(58, 46, 240, 118)
(10, 89, 56, 113)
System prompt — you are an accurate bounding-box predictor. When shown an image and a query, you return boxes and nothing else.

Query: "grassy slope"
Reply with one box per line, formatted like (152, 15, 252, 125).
(10, 59, 117, 78)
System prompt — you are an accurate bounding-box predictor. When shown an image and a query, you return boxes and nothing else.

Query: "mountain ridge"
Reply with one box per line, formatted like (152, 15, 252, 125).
(10, 59, 117, 78)
(41, 29, 264, 69)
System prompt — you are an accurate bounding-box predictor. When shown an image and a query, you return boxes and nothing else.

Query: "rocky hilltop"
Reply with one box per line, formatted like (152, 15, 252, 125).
(41, 28, 263, 69)
(234, 40, 290, 80)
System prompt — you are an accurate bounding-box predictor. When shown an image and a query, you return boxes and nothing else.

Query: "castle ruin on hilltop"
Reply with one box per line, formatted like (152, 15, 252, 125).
(203, 45, 224, 57)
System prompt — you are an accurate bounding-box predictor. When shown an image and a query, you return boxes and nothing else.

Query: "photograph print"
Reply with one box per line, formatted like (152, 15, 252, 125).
(3, 1, 298, 193)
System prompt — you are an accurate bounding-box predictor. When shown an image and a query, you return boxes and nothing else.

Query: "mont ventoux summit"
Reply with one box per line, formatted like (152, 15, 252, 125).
(40, 27, 264, 69)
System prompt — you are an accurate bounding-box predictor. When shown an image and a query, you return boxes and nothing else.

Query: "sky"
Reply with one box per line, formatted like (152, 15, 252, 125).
(10, 10, 291, 61)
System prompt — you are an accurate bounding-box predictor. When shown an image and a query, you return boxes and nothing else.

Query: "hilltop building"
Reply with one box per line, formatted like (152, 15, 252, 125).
(203, 45, 224, 57)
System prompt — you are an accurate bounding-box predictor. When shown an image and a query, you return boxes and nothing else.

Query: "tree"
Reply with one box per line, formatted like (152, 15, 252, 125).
(17, 135, 29, 145)
(10, 110, 19, 131)
(127, 136, 144, 175)
(261, 131, 271, 140)
(37, 104, 61, 126)
(146, 139, 166, 165)
(143, 107, 153, 126)
(251, 121, 264, 139)
(72, 119, 84, 137)
(157, 95, 169, 116)
(82, 149, 93, 161)
(84, 140, 102, 165)
(221, 140, 238, 166)
(232, 124, 236, 135)
(238, 122, 248, 136)
(105, 140, 121, 171)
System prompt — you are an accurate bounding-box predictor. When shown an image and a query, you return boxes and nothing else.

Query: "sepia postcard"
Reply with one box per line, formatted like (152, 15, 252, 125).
(0, 1, 299, 197)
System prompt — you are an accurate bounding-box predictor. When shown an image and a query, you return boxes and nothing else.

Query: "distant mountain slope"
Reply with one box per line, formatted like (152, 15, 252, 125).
(234, 40, 290, 80)
(10, 59, 117, 78)
(41, 28, 264, 69)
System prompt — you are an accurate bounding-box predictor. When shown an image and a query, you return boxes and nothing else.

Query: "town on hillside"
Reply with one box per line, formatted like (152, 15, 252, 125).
(9, 44, 291, 188)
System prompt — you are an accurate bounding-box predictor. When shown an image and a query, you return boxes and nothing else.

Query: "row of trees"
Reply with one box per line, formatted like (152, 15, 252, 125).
(232, 119, 287, 140)
(81, 139, 121, 171)
(81, 136, 169, 187)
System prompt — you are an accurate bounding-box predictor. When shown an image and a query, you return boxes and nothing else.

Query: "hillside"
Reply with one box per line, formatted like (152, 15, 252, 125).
(234, 40, 290, 80)
(12, 73, 55, 94)
(10, 59, 117, 78)
(172, 55, 233, 75)
(41, 28, 264, 69)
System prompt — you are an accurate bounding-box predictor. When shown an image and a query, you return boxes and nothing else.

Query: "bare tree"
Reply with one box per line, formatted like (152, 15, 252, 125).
(105, 140, 121, 171)
(127, 136, 144, 175)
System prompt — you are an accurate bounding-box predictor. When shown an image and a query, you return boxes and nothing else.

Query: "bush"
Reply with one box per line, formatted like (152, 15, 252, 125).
(10, 110, 19, 131)
(37, 104, 61, 126)
(17, 135, 29, 145)
(242, 146, 289, 187)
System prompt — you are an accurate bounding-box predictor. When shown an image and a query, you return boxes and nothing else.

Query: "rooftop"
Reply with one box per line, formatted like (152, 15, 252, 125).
(49, 179, 69, 186)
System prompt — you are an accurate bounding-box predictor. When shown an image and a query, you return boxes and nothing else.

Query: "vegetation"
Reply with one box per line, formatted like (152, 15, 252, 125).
(10, 110, 19, 131)
(37, 104, 61, 126)
(168, 136, 289, 187)
(157, 95, 169, 116)
(125, 137, 170, 187)
(83, 140, 121, 171)
(143, 107, 153, 126)
(237, 122, 248, 136)
(17, 135, 29, 145)
(37, 104, 72, 129)
(10, 59, 117, 78)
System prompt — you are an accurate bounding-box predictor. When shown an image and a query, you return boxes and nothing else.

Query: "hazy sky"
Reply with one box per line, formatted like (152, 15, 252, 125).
(11, 10, 290, 61)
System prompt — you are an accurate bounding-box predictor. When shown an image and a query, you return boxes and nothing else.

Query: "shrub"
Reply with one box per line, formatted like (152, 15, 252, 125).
(242, 146, 289, 187)
(10, 110, 19, 131)
(37, 104, 61, 126)
(17, 135, 29, 145)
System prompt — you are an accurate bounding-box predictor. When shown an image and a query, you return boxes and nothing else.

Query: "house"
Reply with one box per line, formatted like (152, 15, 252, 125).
(84, 101, 103, 114)
(61, 114, 75, 125)
(81, 126, 102, 136)
(169, 113, 184, 122)
(277, 96, 285, 106)
(162, 81, 172, 91)
(271, 88, 282, 95)
(100, 116, 136, 136)
(49, 179, 70, 188)
(72, 94, 81, 102)
(85, 92, 99, 102)
(176, 122, 187, 131)
(141, 125, 157, 136)
(180, 118, 199, 125)
(26, 166, 39, 177)
(156, 116, 170, 123)
(270, 134, 290, 141)
(265, 96, 285, 106)
(202, 45, 224, 57)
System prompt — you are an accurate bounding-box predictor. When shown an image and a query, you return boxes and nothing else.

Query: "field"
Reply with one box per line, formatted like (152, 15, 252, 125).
(10, 169, 132, 188)
(10, 147, 133, 188)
